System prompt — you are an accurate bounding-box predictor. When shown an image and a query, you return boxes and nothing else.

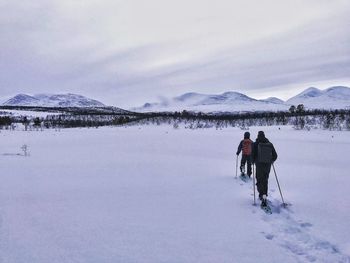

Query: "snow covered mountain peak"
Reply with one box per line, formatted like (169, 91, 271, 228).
(260, 97, 285, 104)
(221, 91, 256, 101)
(3, 94, 39, 106)
(134, 86, 350, 113)
(174, 91, 256, 105)
(174, 92, 209, 103)
(3, 93, 105, 107)
(287, 86, 350, 109)
(324, 86, 350, 99)
(293, 87, 322, 99)
(133, 91, 285, 112)
(289, 86, 350, 101)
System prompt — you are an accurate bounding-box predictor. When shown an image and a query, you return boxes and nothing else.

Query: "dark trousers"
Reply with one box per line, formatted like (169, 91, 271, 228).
(240, 155, 252, 175)
(255, 163, 271, 198)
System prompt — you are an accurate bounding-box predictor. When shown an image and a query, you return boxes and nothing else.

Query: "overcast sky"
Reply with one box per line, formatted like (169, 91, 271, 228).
(1, 0, 350, 107)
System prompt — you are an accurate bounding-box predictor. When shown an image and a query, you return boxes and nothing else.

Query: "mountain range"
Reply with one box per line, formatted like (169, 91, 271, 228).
(133, 86, 350, 113)
(2, 86, 350, 112)
(2, 93, 105, 108)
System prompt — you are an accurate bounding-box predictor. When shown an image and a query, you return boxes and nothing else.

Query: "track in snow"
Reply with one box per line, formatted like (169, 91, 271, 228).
(236, 176, 350, 263)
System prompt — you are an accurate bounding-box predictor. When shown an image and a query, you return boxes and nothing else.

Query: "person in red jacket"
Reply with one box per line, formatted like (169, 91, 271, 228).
(236, 132, 253, 177)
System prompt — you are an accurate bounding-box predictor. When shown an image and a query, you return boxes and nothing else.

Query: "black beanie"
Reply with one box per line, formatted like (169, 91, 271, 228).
(258, 131, 265, 140)
(244, 132, 250, 139)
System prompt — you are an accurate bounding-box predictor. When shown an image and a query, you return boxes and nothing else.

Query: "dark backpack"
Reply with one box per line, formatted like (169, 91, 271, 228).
(258, 142, 273, 163)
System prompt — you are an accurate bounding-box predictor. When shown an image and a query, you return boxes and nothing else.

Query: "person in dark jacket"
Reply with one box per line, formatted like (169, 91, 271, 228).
(236, 131, 253, 177)
(251, 131, 278, 207)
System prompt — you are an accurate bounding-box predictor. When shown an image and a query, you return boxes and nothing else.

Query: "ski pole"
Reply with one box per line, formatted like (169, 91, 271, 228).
(235, 155, 238, 178)
(272, 163, 286, 207)
(253, 164, 256, 205)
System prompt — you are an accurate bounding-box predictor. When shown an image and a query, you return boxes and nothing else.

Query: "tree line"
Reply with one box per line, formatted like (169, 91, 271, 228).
(134, 106, 350, 131)
(0, 104, 349, 131)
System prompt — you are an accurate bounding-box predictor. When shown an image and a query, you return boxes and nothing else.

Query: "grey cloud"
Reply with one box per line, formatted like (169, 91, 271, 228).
(117, 11, 350, 99)
(0, 0, 349, 107)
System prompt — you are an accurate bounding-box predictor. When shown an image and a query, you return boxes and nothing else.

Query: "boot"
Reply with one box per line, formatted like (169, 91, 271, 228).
(261, 195, 267, 207)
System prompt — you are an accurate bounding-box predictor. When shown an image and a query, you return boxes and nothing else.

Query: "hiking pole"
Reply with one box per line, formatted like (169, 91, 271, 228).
(272, 163, 286, 207)
(253, 164, 256, 205)
(235, 155, 238, 178)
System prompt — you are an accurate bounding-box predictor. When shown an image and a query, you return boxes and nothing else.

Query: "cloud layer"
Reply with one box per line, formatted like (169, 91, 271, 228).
(0, 0, 349, 107)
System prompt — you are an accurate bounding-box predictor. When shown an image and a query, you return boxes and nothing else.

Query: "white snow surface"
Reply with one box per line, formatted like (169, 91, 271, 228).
(0, 126, 350, 263)
(0, 109, 60, 118)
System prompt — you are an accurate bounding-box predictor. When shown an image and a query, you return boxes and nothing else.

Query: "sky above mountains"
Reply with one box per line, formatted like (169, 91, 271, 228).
(1, 0, 350, 107)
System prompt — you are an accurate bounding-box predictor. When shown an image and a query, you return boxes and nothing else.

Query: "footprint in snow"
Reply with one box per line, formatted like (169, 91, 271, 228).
(261, 232, 274, 240)
(258, 199, 350, 263)
(235, 174, 350, 262)
(300, 222, 313, 228)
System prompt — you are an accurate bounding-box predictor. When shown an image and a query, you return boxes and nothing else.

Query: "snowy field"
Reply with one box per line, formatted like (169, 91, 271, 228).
(0, 125, 349, 263)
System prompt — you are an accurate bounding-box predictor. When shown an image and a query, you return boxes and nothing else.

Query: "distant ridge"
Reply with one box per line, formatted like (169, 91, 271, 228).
(286, 86, 350, 109)
(3, 93, 105, 107)
(3, 87, 350, 113)
(260, 97, 285, 104)
(133, 86, 350, 113)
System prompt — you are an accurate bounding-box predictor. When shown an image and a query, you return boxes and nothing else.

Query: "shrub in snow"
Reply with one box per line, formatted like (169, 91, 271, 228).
(21, 144, 29, 156)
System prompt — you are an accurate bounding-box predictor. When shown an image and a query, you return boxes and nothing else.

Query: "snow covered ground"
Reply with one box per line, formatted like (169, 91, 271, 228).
(0, 109, 60, 118)
(0, 125, 349, 263)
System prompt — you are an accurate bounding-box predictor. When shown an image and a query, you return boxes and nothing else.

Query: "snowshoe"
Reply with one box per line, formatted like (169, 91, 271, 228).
(239, 174, 250, 183)
(260, 196, 272, 214)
